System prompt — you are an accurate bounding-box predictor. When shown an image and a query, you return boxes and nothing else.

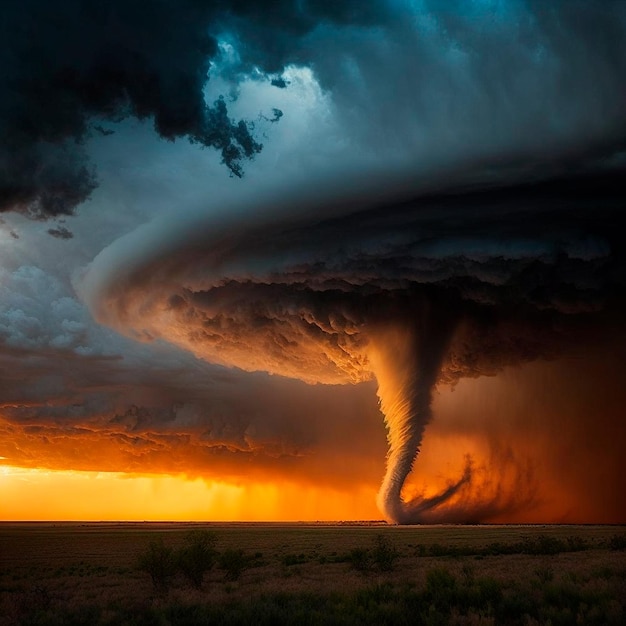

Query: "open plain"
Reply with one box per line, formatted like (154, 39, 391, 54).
(1, 522, 625, 625)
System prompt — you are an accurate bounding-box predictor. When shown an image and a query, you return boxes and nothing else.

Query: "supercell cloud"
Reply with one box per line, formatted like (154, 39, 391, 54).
(86, 171, 626, 523)
(2, 0, 626, 522)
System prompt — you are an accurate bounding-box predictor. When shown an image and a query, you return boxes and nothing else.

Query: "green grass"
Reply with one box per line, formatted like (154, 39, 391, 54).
(10, 573, 625, 626)
(1, 523, 625, 625)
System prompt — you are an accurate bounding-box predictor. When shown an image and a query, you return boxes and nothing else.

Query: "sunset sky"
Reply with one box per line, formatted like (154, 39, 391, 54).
(1, 1, 625, 523)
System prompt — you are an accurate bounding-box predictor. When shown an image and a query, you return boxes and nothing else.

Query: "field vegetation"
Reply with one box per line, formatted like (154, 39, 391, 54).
(1, 523, 625, 625)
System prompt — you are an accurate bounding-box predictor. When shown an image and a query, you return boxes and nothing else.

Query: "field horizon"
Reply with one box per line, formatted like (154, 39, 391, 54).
(2, 521, 625, 624)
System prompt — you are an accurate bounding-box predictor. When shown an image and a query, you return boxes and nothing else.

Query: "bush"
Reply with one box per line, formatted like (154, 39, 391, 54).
(281, 553, 308, 567)
(535, 566, 554, 585)
(609, 534, 626, 551)
(347, 547, 372, 573)
(371, 534, 399, 572)
(522, 535, 566, 555)
(566, 535, 588, 552)
(426, 567, 457, 594)
(347, 535, 399, 574)
(474, 576, 503, 609)
(425, 567, 457, 612)
(219, 549, 249, 581)
(138, 538, 177, 593)
(177, 530, 218, 589)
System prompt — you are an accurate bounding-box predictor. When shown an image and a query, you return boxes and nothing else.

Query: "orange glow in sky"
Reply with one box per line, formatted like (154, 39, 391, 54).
(0, 464, 380, 521)
(1, 354, 624, 523)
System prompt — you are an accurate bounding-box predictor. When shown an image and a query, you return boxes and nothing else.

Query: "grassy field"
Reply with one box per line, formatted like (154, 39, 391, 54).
(1, 522, 625, 625)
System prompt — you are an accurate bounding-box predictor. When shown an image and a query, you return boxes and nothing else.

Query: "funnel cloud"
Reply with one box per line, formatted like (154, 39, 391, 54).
(2, 0, 626, 523)
(86, 170, 626, 523)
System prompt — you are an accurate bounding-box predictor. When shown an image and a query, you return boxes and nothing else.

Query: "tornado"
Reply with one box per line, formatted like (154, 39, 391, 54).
(88, 270, 468, 522)
(368, 296, 466, 523)
(82, 170, 623, 523)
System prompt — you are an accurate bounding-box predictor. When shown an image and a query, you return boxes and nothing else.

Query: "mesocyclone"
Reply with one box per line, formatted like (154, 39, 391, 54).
(85, 172, 625, 523)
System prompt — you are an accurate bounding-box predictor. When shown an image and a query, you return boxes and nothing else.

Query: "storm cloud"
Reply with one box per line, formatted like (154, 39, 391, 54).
(3, 1, 626, 217)
(2, 0, 626, 522)
(85, 168, 626, 522)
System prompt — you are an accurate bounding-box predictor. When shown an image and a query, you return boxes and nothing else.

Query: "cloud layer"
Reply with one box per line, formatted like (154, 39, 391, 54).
(85, 168, 626, 522)
(2, 0, 626, 522)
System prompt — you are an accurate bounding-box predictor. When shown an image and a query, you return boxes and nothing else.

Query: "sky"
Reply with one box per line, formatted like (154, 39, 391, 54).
(1, 0, 625, 523)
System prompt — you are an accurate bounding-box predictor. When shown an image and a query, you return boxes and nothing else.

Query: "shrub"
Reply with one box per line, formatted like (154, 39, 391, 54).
(428, 542, 446, 557)
(414, 544, 427, 557)
(218, 549, 249, 581)
(566, 535, 588, 552)
(347, 547, 372, 573)
(461, 564, 475, 584)
(522, 535, 565, 555)
(474, 576, 503, 609)
(426, 567, 456, 594)
(535, 566, 554, 585)
(483, 542, 516, 556)
(281, 553, 308, 567)
(347, 535, 399, 574)
(28, 584, 53, 611)
(372, 534, 399, 572)
(425, 567, 457, 612)
(138, 538, 177, 593)
(177, 530, 218, 589)
(609, 534, 626, 551)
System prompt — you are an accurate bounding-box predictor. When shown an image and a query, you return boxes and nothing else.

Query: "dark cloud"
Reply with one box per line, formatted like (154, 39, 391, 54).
(0, 0, 396, 218)
(3, 1, 626, 523)
(47, 226, 73, 240)
(302, 0, 626, 183)
(0, 340, 384, 487)
(4, 1, 625, 218)
(213, 0, 391, 74)
(0, 1, 252, 216)
(86, 167, 626, 522)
